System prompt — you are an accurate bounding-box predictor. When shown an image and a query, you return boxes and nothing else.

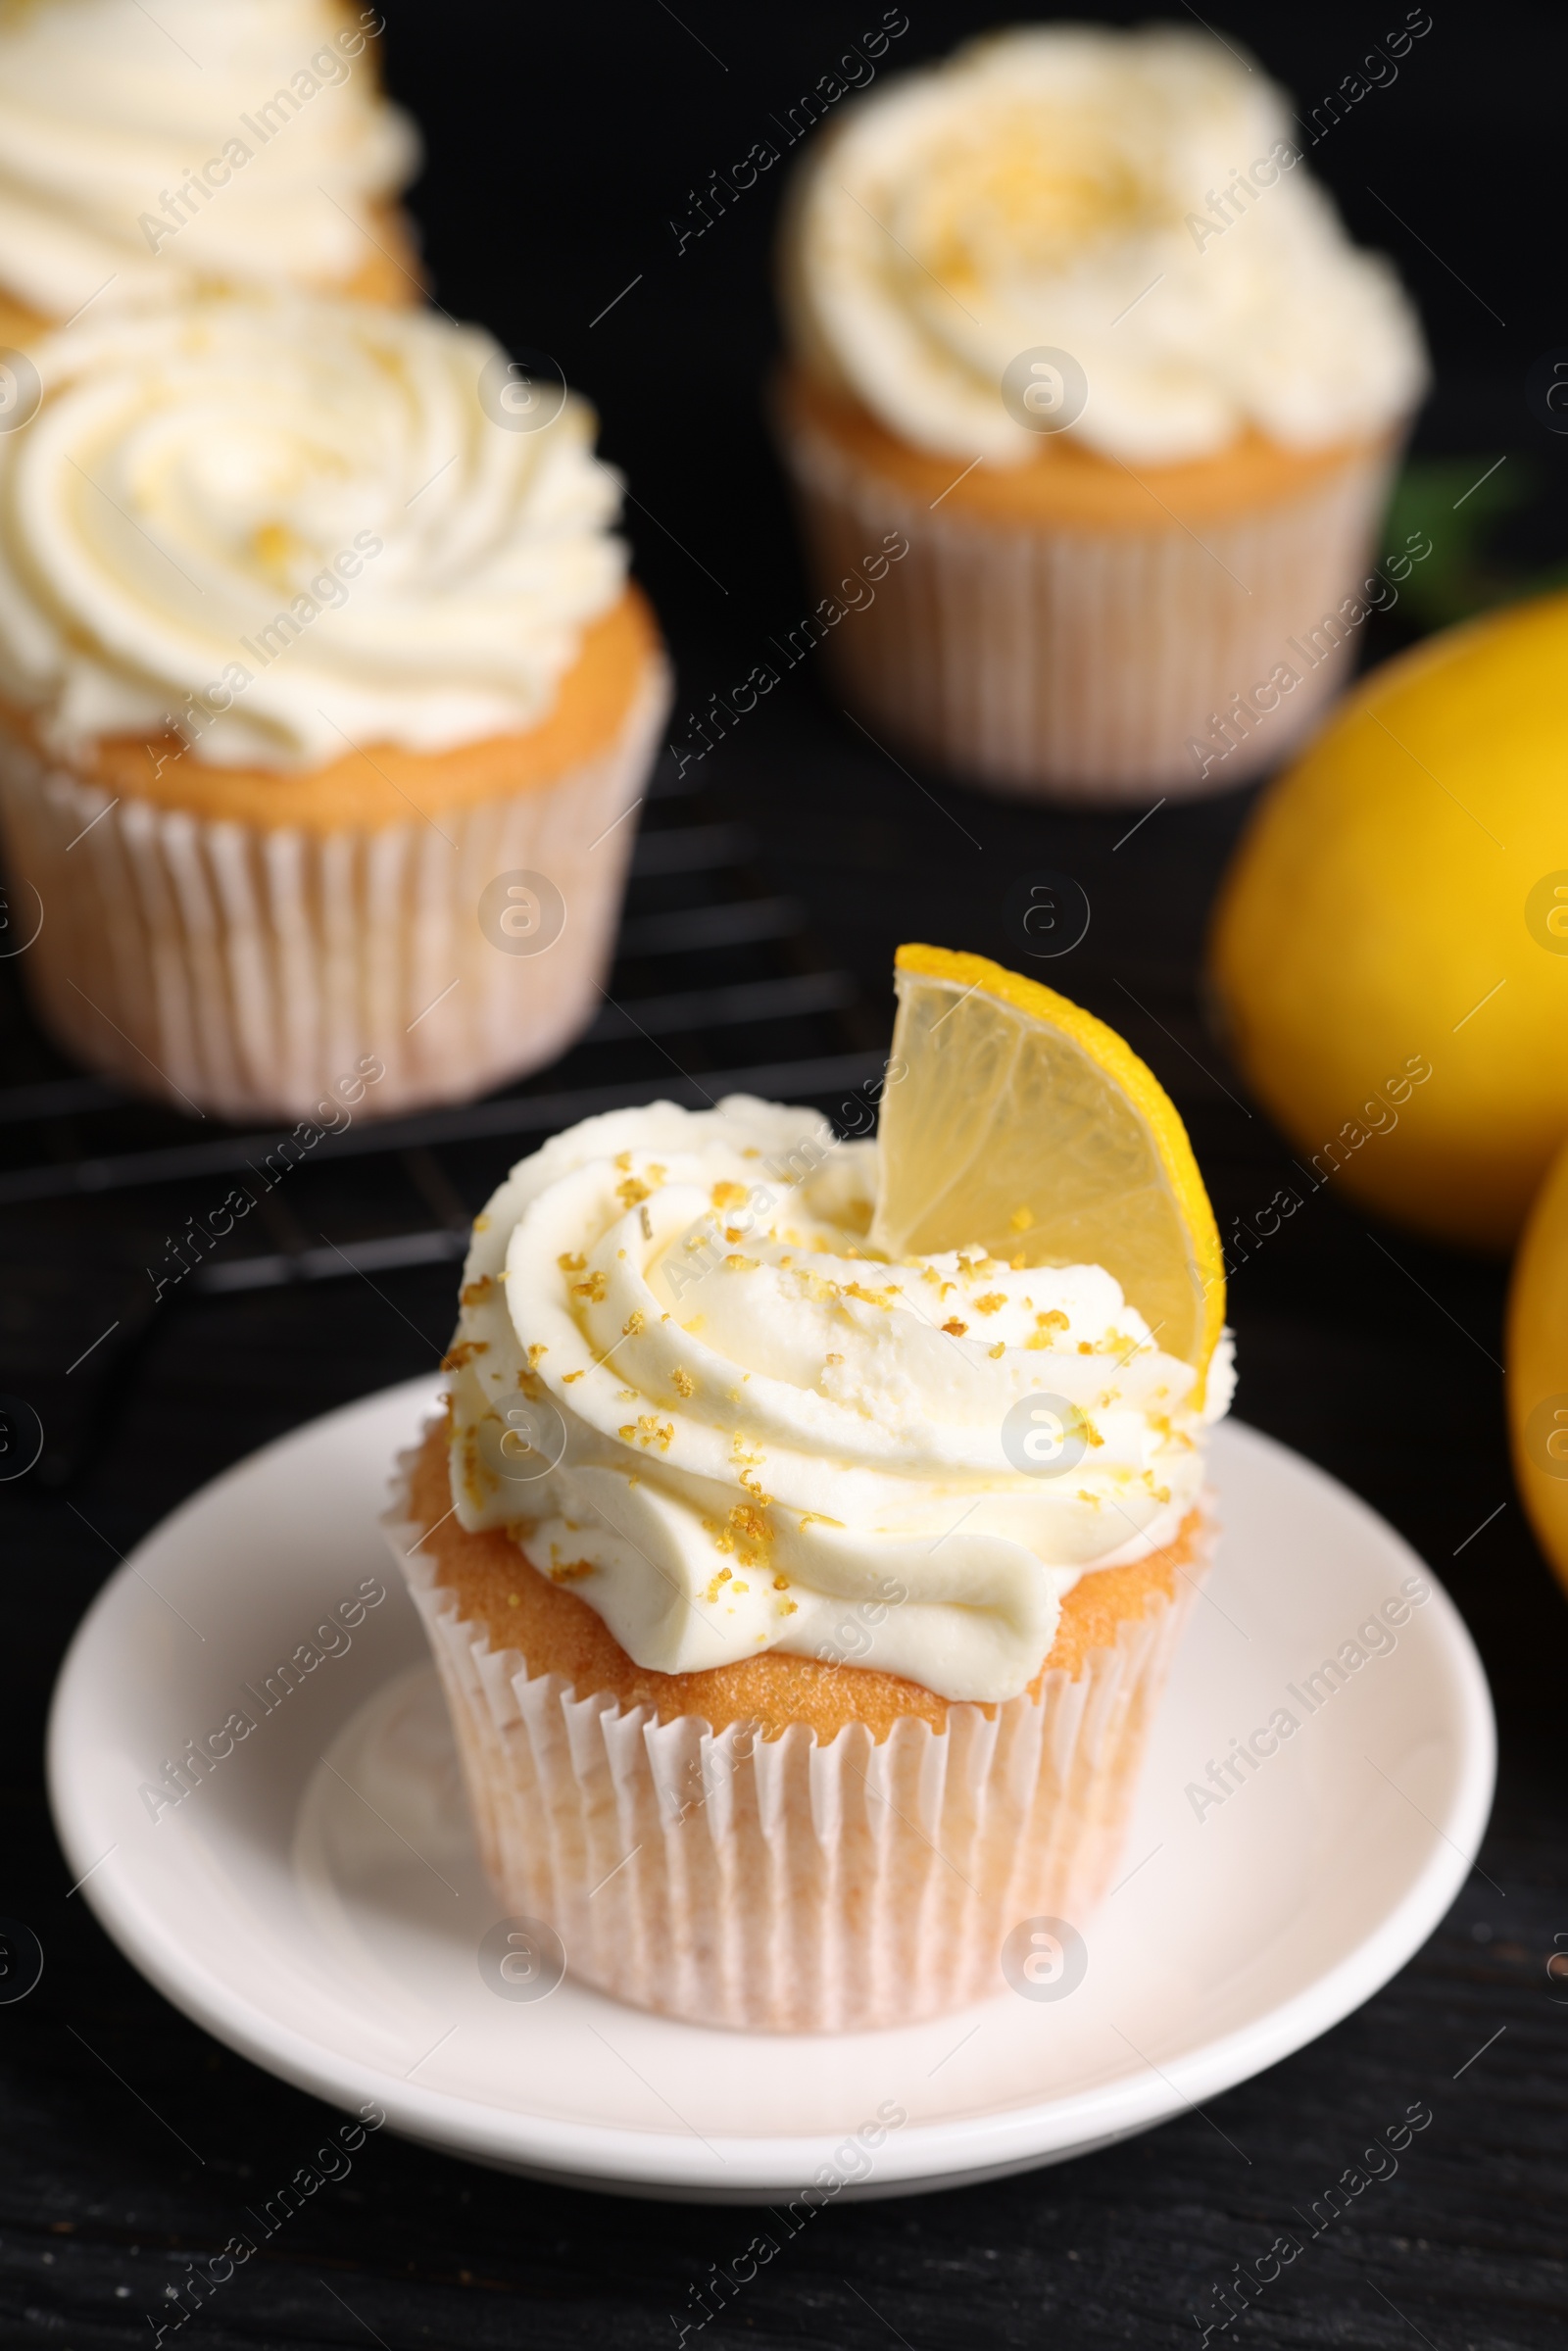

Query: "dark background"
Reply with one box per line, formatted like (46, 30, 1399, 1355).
(5, 2, 1568, 2344)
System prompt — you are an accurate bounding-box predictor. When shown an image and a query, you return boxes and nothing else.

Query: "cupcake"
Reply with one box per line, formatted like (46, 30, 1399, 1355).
(0, 296, 669, 1120)
(775, 25, 1428, 804)
(390, 947, 1233, 2031)
(0, 0, 421, 344)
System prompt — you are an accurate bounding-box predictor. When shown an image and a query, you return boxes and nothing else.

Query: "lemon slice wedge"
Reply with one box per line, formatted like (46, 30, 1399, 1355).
(870, 945, 1225, 1393)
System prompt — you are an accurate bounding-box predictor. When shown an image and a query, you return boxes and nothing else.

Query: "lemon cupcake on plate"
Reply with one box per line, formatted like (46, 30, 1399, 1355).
(0, 295, 668, 1120)
(389, 946, 1233, 2032)
(0, 0, 421, 345)
(776, 24, 1427, 803)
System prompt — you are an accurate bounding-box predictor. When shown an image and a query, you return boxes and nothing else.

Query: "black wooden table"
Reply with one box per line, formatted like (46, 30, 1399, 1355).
(5, 5, 1566, 2344)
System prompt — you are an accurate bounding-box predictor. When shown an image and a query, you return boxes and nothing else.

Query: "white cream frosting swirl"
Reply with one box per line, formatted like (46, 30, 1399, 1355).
(0, 297, 627, 768)
(781, 24, 1427, 465)
(0, 0, 418, 319)
(446, 1100, 1234, 1706)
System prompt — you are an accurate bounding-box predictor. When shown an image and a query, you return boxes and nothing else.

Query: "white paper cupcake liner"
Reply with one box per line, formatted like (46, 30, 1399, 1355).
(779, 403, 1399, 804)
(387, 1439, 1213, 2033)
(0, 655, 669, 1121)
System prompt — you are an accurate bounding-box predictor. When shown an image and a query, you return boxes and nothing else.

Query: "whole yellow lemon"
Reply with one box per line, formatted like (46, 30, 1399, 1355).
(1210, 589, 1568, 1252)
(1507, 1129, 1568, 1600)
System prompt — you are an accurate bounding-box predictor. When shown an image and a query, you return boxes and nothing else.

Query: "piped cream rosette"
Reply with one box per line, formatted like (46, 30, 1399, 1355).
(782, 24, 1425, 467)
(775, 24, 1426, 798)
(0, 297, 628, 769)
(0, 0, 420, 328)
(447, 1097, 1232, 1706)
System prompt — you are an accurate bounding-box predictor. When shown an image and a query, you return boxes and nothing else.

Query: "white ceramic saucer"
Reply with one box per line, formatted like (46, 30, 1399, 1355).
(48, 1379, 1494, 2202)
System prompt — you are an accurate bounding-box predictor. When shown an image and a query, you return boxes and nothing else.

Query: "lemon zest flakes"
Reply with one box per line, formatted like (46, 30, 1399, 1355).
(621, 1309, 646, 1338)
(526, 1343, 548, 1370)
(724, 1253, 757, 1271)
(621, 1415, 673, 1451)
(671, 1367, 696, 1397)
(461, 1275, 493, 1307)
(711, 1180, 748, 1208)
(974, 1292, 1006, 1315)
(572, 1269, 609, 1303)
(942, 1318, 968, 1338)
(558, 1251, 586, 1273)
(563, 1369, 584, 1383)
(730, 1433, 772, 1507)
(989, 1342, 1005, 1358)
(705, 1501, 771, 1570)
(616, 1176, 651, 1210)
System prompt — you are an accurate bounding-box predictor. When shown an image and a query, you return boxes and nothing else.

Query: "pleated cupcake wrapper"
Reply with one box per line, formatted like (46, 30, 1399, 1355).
(778, 407, 1399, 804)
(387, 1441, 1214, 2033)
(0, 656, 670, 1121)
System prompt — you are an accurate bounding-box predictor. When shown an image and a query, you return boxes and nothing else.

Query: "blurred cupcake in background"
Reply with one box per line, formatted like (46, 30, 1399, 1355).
(775, 24, 1427, 803)
(0, 0, 421, 342)
(0, 296, 669, 1120)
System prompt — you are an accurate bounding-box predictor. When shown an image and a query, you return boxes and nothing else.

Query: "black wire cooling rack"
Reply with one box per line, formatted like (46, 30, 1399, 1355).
(0, 759, 887, 1484)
